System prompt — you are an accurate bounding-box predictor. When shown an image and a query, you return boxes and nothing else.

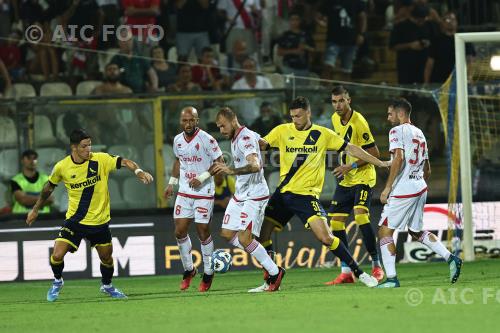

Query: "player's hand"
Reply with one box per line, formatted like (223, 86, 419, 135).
(211, 162, 232, 175)
(164, 184, 174, 199)
(188, 178, 202, 189)
(380, 188, 391, 204)
(137, 171, 154, 184)
(333, 164, 352, 178)
(26, 208, 38, 226)
(379, 160, 391, 168)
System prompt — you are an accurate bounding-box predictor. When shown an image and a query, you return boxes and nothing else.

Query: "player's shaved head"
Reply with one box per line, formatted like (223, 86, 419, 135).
(180, 106, 199, 136)
(216, 107, 237, 121)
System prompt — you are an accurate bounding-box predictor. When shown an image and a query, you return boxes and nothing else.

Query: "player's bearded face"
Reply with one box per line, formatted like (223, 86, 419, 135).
(290, 108, 310, 130)
(332, 94, 350, 116)
(387, 107, 399, 126)
(216, 117, 234, 139)
(181, 116, 198, 135)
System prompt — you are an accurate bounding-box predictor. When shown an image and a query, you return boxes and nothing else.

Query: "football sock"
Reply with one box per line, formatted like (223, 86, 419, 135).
(176, 235, 194, 272)
(100, 260, 114, 285)
(229, 233, 244, 250)
(245, 240, 279, 276)
(200, 235, 214, 275)
(418, 231, 451, 261)
(50, 255, 64, 280)
(330, 236, 362, 278)
(330, 220, 351, 273)
(380, 236, 397, 278)
(355, 217, 381, 267)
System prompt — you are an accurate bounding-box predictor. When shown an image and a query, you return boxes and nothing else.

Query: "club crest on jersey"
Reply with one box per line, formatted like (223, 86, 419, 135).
(242, 136, 250, 141)
(390, 129, 397, 135)
(195, 143, 200, 151)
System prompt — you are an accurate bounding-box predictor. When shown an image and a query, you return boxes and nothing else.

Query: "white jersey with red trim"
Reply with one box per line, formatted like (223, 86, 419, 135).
(173, 128, 222, 197)
(388, 123, 428, 197)
(231, 127, 269, 201)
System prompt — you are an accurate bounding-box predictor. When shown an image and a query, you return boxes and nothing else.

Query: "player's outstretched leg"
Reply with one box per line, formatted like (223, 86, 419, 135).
(355, 213, 384, 282)
(447, 254, 462, 284)
(377, 227, 400, 288)
(175, 219, 196, 291)
(326, 218, 355, 285)
(97, 245, 127, 299)
(47, 254, 65, 302)
(198, 232, 215, 292)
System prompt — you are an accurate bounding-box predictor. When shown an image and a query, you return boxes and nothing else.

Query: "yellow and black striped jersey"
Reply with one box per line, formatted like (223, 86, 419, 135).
(332, 110, 377, 187)
(264, 123, 347, 198)
(49, 152, 121, 225)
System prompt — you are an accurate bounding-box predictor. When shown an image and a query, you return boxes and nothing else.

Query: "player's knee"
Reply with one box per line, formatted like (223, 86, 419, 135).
(174, 228, 188, 239)
(51, 252, 65, 263)
(99, 253, 113, 264)
(219, 230, 233, 241)
(237, 232, 252, 248)
(354, 213, 370, 226)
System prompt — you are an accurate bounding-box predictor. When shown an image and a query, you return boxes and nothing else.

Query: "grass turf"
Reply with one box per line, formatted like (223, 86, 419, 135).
(0, 260, 498, 333)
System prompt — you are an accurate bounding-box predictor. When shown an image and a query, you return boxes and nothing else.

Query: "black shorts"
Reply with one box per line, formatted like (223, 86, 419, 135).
(328, 184, 372, 216)
(55, 220, 112, 252)
(264, 191, 327, 230)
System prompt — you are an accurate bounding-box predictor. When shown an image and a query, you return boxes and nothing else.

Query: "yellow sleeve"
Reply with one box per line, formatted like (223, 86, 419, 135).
(227, 176, 236, 194)
(48, 162, 62, 185)
(356, 117, 376, 149)
(100, 153, 121, 173)
(325, 128, 348, 152)
(263, 125, 282, 148)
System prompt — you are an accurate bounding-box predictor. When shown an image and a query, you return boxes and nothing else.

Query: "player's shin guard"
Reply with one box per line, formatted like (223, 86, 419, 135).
(380, 236, 397, 278)
(330, 236, 363, 278)
(418, 231, 451, 261)
(245, 240, 279, 276)
(355, 214, 380, 266)
(330, 220, 351, 273)
(100, 260, 114, 285)
(176, 235, 194, 271)
(50, 255, 64, 280)
(200, 235, 214, 275)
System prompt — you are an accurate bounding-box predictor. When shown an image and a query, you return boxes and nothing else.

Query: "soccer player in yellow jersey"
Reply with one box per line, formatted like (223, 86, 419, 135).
(325, 86, 385, 285)
(250, 96, 390, 292)
(26, 129, 154, 302)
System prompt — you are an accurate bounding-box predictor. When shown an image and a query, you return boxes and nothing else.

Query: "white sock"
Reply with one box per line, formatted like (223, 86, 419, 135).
(340, 262, 352, 273)
(419, 231, 451, 261)
(229, 233, 244, 250)
(54, 278, 63, 283)
(245, 240, 279, 276)
(176, 236, 194, 271)
(200, 235, 214, 275)
(380, 236, 397, 278)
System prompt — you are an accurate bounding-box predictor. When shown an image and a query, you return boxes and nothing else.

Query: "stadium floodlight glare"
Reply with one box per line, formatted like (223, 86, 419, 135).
(490, 55, 500, 71)
(455, 31, 500, 262)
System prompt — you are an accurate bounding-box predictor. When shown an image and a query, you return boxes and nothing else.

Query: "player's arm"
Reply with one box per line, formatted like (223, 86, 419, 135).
(26, 181, 56, 226)
(333, 144, 380, 178)
(258, 138, 269, 151)
(212, 153, 260, 176)
(121, 158, 154, 184)
(380, 149, 404, 204)
(344, 143, 390, 168)
(423, 158, 431, 181)
(164, 158, 180, 199)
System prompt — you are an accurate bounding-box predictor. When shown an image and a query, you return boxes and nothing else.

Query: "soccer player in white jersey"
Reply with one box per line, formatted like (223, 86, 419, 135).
(211, 107, 285, 292)
(377, 98, 462, 288)
(164, 106, 224, 292)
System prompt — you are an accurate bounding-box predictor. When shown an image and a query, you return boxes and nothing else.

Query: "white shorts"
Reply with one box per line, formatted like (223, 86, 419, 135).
(379, 191, 427, 232)
(222, 198, 269, 236)
(174, 194, 214, 224)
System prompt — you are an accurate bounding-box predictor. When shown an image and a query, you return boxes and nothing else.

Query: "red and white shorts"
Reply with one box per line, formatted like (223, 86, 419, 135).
(379, 190, 427, 232)
(174, 193, 214, 224)
(222, 197, 269, 236)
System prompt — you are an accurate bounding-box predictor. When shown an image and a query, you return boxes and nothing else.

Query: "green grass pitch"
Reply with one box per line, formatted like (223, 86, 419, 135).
(0, 261, 498, 333)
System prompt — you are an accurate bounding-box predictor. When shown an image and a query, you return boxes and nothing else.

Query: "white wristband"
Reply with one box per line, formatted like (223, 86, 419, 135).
(196, 171, 211, 183)
(168, 177, 179, 185)
(134, 168, 144, 175)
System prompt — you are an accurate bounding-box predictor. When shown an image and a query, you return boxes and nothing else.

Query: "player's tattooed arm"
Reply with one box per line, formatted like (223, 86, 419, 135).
(189, 156, 225, 189)
(121, 158, 154, 184)
(258, 138, 269, 151)
(380, 149, 404, 204)
(212, 153, 260, 176)
(423, 159, 431, 181)
(345, 143, 390, 168)
(26, 181, 56, 226)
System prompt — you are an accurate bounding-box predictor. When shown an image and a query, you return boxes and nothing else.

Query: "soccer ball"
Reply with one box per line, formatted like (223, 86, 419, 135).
(210, 249, 232, 273)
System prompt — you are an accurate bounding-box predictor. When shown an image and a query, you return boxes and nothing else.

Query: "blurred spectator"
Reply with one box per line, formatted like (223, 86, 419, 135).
(390, 3, 432, 84)
(0, 30, 24, 81)
(231, 57, 273, 125)
(393, 0, 440, 25)
(217, 0, 261, 55)
(167, 63, 201, 92)
(424, 12, 473, 85)
(260, 0, 294, 63)
(26, 22, 59, 81)
(0, 58, 12, 97)
(0, 0, 12, 39)
(151, 46, 176, 90)
(11, 150, 52, 214)
(92, 63, 133, 95)
(317, 0, 367, 79)
(110, 29, 159, 93)
(97, 0, 121, 49)
(220, 40, 253, 84)
(19, 0, 44, 26)
(251, 101, 283, 136)
(191, 46, 224, 91)
(277, 11, 315, 77)
(214, 173, 235, 209)
(122, 0, 160, 55)
(175, 0, 211, 60)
